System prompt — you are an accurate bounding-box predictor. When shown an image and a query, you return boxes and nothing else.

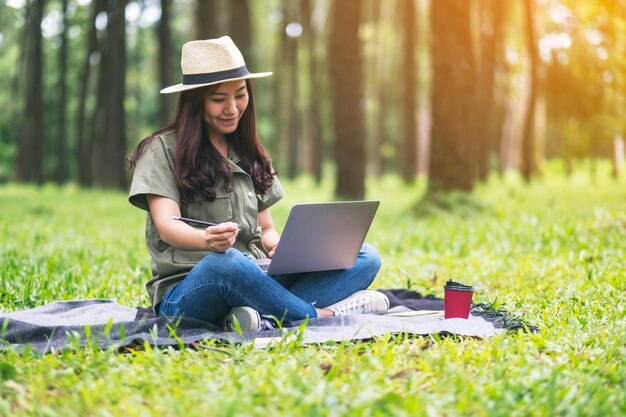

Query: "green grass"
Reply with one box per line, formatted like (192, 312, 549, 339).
(1, 161, 625, 416)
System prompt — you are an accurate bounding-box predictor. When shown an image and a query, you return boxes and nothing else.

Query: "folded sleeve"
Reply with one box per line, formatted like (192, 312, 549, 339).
(128, 135, 180, 211)
(257, 175, 285, 212)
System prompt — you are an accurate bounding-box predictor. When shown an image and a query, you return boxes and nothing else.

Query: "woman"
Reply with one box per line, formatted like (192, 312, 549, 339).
(128, 37, 388, 331)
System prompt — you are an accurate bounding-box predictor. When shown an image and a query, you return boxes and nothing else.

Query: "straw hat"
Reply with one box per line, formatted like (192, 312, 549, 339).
(160, 36, 272, 94)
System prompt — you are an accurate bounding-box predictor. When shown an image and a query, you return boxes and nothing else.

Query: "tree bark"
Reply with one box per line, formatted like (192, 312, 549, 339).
(104, 0, 128, 189)
(195, 0, 226, 39)
(428, 0, 478, 192)
(613, 135, 624, 179)
(278, 0, 300, 178)
(369, 0, 394, 177)
(400, 0, 418, 182)
(230, 0, 252, 66)
(476, 0, 505, 181)
(520, 0, 538, 182)
(55, 0, 69, 184)
(76, 0, 105, 187)
(93, 0, 127, 189)
(301, 0, 324, 182)
(329, 0, 366, 199)
(158, 0, 175, 123)
(16, 0, 45, 184)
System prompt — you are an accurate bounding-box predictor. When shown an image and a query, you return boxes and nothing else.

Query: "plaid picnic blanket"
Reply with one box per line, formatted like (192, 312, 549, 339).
(0, 290, 535, 354)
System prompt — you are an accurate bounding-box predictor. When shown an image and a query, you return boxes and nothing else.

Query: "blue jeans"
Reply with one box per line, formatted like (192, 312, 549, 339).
(158, 243, 381, 325)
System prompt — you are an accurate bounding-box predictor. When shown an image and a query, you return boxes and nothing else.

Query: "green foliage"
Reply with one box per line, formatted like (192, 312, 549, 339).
(542, 0, 626, 158)
(0, 163, 625, 416)
(3, 1, 626, 186)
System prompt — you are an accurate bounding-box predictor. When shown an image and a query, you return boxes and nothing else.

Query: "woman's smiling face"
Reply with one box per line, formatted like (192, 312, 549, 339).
(203, 80, 249, 137)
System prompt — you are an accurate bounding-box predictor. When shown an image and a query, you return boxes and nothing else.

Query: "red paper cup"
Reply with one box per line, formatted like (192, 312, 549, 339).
(444, 287, 474, 319)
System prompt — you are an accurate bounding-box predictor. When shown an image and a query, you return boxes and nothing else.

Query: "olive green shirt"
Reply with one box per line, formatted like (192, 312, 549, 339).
(128, 131, 285, 309)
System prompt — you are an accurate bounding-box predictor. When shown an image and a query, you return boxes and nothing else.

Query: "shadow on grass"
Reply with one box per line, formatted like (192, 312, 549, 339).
(412, 190, 491, 218)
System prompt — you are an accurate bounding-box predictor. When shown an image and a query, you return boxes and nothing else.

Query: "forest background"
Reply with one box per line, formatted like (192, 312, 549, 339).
(1, 2, 626, 415)
(1, 0, 625, 199)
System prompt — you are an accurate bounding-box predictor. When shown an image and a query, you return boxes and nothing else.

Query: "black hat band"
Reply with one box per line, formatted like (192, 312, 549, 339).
(182, 66, 250, 85)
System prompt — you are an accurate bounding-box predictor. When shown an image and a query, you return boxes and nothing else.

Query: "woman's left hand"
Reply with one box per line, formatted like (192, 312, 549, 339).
(267, 243, 278, 258)
(258, 209, 280, 257)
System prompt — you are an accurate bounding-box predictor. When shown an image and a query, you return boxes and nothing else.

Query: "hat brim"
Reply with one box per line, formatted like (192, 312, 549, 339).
(160, 72, 273, 94)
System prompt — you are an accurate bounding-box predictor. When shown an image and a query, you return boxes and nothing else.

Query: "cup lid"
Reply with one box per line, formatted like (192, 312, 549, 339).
(444, 279, 474, 291)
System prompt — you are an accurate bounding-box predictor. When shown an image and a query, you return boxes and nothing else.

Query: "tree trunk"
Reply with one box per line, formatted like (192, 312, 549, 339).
(278, 0, 300, 178)
(613, 135, 624, 179)
(329, 0, 366, 199)
(520, 0, 538, 182)
(195, 0, 227, 39)
(400, 0, 418, 182)
(103, 0, 128, 189)
(16, 0, 45, 184)
(55, 0, 69, 184)
(230, 0, 252, 66)
(15, 1, 28, 182)
(476, 0, 505, 181)
(428, 0, 477, 192)
(10, 0, 30, 138)
(76, 0, 105, 187)
(301, 0, 324, 182)
(91, 2, 111, 185)
(491, 0, 507, 175)
(128, 2, 146, 145)
(369, 0, 394, 177)
(92, 0, 127, 189)
(158, 0, 175, 123)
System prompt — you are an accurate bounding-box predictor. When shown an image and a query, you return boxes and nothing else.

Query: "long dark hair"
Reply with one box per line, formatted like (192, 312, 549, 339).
(128, 80, 276, 202)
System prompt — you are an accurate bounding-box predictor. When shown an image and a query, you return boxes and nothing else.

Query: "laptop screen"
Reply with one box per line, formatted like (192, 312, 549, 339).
(266, 200, 379, 275)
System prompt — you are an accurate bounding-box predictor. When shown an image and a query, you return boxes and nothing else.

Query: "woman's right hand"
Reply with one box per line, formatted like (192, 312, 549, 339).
(205, 222, 240, 252)
(147, 194, 240, 252)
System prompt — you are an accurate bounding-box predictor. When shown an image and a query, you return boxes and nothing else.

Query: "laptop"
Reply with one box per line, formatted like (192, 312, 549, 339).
(257, 200, 380, 275)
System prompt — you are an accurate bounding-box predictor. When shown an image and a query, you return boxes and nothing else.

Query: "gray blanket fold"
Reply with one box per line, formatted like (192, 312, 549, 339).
(0, 299, 506, 354)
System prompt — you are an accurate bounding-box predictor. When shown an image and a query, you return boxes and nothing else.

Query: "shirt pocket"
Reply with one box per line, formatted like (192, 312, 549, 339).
(184, 190, 234, 225)
(172, 248, 208, 265)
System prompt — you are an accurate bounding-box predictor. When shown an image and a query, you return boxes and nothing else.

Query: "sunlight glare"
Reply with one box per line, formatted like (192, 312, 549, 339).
(126, 2, 142, 22)
(139, 5, 161, 27)
(557, 33, 571, 49)
(549, 3, 572, 25)
(41, 10, 63, 39)
(6, 0, 26, 8)
(125, 1, 162, 27)
(538, 32, 572, 62)
(286, 22, 303, 38)
(539, 37, 552, 62)
(89, 51, 101, 65)
(69, 26, 81, 39)
(268, 10, 283, 25)
(585, 29, 603, 46)
(505, 47, 520, 65)
(95, 11, 108, 31)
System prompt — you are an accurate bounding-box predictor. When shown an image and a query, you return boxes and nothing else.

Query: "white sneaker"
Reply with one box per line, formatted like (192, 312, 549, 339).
(326, 290, 389, 316)
(223, 307, 277, 332)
